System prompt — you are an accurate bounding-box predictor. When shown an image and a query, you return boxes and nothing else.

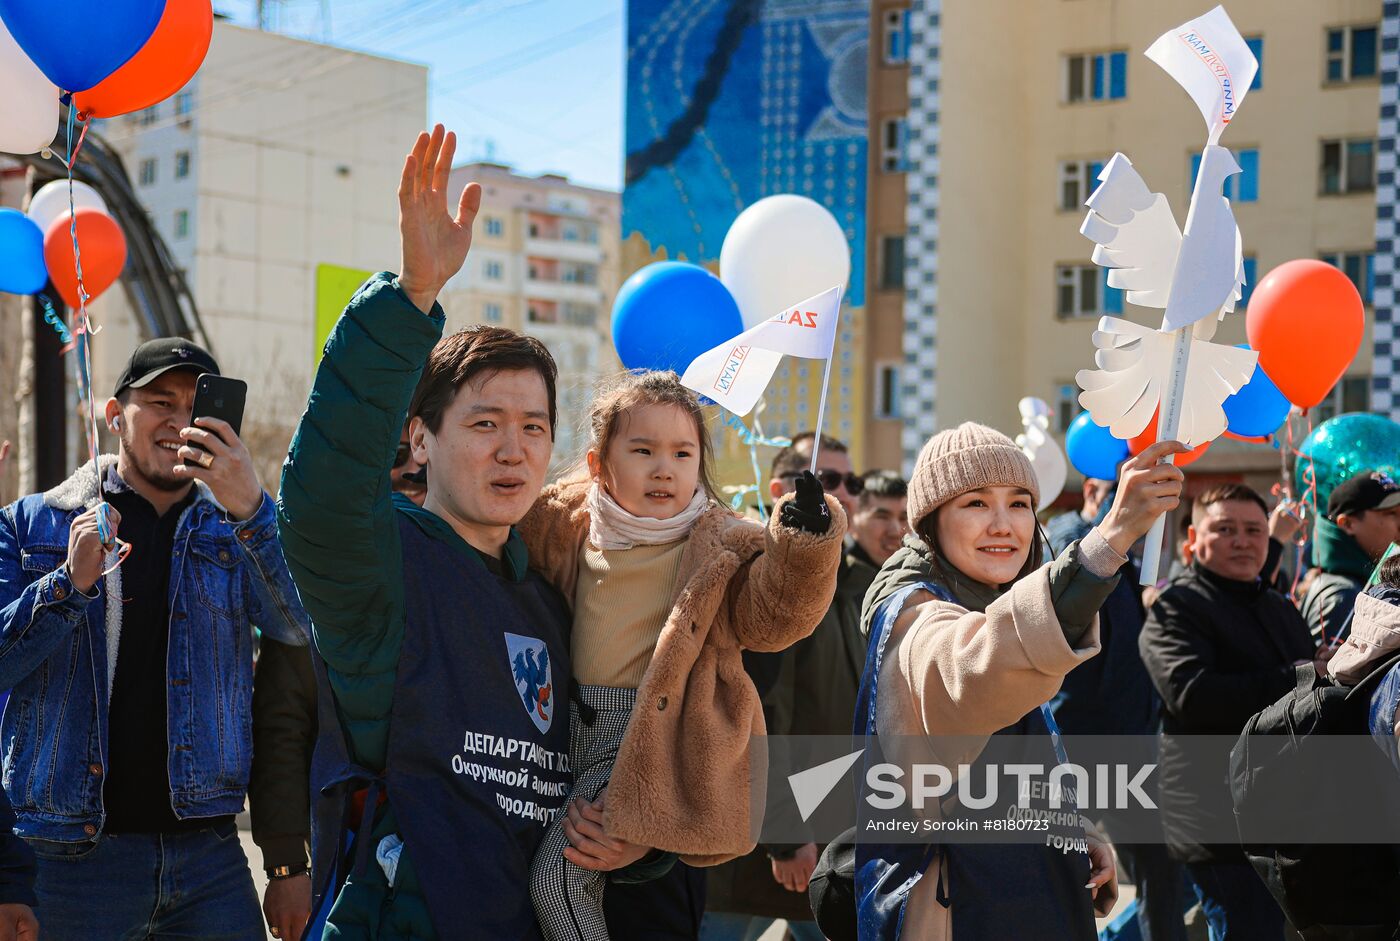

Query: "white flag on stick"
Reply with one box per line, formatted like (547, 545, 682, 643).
(680, 285, 843, 416)
(1145, 5, 1258, 144)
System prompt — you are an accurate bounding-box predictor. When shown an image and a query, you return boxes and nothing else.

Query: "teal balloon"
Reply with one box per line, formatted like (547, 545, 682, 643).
(0, 207, 47, 295)
(1066, 412, 1130, 480)
(1295, 413, 1400, 510)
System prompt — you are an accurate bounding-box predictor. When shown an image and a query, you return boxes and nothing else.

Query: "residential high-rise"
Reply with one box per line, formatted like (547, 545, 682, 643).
(889, 0, 1391, 487)
(439, 162, 621, 468)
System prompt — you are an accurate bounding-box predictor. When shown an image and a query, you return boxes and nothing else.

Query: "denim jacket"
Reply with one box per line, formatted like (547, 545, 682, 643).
(0, 456, 310, 843)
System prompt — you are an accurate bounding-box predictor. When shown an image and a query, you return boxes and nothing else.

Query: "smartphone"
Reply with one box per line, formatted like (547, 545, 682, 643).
(184, 374, 247, 465)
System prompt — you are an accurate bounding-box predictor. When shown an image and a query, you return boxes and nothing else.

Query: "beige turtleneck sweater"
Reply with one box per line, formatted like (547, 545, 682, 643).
(571, 539, 687, 688)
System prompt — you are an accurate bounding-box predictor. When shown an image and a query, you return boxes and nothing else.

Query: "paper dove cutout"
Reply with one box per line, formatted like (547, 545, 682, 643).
(1076, 317, 1257, 447)
(1080, 152, 1245, 325)
(1015, 397, 1068, 512)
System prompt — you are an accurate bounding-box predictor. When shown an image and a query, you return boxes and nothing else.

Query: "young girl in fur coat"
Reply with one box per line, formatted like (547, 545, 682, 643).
(518, 371, 846, 941)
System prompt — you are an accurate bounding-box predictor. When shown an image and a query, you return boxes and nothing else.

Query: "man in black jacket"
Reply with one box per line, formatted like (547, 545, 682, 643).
(1140, 483, 1321, 940)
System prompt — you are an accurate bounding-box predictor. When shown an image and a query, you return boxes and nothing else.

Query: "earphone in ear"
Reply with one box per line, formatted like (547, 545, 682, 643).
(111, 416, 122, 432)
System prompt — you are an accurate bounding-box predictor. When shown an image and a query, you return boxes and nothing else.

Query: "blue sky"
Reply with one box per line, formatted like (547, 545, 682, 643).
(216, 0, 625, 190)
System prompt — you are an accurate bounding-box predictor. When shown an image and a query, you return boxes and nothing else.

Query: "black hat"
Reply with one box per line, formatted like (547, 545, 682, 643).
(113, 338, 219, 397)
(1328, 471, 1400, 520)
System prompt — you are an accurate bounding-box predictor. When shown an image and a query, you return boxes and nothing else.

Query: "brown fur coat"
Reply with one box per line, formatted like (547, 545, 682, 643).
(518, 480, 845, 865)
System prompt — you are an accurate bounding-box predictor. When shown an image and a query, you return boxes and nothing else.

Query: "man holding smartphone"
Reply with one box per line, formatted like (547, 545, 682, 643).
(0, 337, 311, 940)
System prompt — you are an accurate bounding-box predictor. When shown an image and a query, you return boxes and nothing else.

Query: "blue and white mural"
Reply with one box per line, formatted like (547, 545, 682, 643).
(624, 0, 869, 308)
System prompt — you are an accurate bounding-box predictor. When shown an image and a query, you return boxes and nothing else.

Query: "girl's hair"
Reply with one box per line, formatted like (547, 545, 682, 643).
(1379, 550, 1400, 590)
(584, 370, 719, 502)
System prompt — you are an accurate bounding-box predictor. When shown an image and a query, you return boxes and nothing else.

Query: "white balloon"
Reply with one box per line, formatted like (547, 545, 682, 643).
(0, 20, 58, 155)
(27, 180, 108, 237)
(720, 195, 852, 329)
(1016, 397, 1069, 512)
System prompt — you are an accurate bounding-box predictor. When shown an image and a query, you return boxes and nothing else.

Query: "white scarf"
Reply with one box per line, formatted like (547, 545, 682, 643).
(586, 481, 709, 550)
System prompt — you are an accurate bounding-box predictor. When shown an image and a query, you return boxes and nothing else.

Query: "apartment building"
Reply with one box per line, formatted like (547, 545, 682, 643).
(89, 20, 427, 481)
(439, 162, 620, 468)
(883, 0, 1390, 483)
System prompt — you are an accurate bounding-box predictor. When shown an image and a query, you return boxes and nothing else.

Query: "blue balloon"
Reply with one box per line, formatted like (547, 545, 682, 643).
(1065, 412, 1130, 480)
(0, 208, 47, 295)
(1223, 345, 1292, 438)
(0, 0, 165, 93)
(611, 262, 744, 373)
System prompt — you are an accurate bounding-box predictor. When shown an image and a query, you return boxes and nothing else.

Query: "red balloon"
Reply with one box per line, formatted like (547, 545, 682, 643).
(1128, 407, 1211, 467)
(1245, 259, 1363, 410)
(43, 209, 127, 309)
(73, 0, 213, 120)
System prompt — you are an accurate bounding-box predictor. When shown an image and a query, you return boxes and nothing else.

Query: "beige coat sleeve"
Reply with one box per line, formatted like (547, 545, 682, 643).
(725, 492, 847, 652)
(891, 565, 1102, 739)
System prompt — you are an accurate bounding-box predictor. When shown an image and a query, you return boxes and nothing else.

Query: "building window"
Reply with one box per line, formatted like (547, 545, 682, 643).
(173, 209, 189, 240)
(582, 223, 599, 244)
(139, 158, 157, 186)
(484, 260, 503, 281)
(484, 216, 503, 237)
(483, 302, 503, 323)
(1056, 383, 1078, 433)
(1245, 36, 1264, 90)
(174, 151, 190, 179)
(564, 303, 598, 327)
(1240, 255, 1258, 306)
(880, 236, 905, 291)
(883, 8, 910, 65)
(1191, 147, 1259, 202)
(1313, 374, 1372, 423)
(874, 363, 901, 419)
(881, 117, 909, 172)
(1059, 159, 1105, 211)
(1319, 251, 1376, 304)
(1065, 51, 1127, 103)
(1056, 264, 1122, 318)
(175, 91, 193, 117)
(1326, 25, 1378, 83)
(561, 263, 597, 285)
(140, 106, 158, 126)
(1321, 138, 1375, 194)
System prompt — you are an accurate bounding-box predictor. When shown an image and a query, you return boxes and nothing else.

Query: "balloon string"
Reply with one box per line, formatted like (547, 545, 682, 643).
(719, 410, 791, 523)
(63, 104, 128, 570)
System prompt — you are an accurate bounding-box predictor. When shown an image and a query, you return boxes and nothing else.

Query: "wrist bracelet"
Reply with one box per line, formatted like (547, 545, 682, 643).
(266, 865, 309, 880)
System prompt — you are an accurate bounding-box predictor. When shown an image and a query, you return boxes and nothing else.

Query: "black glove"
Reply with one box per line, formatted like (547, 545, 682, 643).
(780, 470, 831, 535)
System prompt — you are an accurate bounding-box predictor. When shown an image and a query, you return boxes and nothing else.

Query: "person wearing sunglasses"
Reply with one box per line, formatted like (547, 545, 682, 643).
(767, 432, 860, 520)
(704, 432, 863, 941)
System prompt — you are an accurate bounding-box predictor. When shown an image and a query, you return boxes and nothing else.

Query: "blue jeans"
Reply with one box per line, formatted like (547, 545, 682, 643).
(29, 821, 263, 940)
(700, 912, 826, 941)
(1186, 861, 1285, 941)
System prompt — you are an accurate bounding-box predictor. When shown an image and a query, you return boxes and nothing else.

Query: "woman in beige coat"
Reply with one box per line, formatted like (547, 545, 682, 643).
(518, 371, 845, 940)
(854, 423, 1185, 941)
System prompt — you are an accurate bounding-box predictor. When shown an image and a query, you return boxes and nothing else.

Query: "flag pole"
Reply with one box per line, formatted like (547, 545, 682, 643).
(808, 287, 844, 473)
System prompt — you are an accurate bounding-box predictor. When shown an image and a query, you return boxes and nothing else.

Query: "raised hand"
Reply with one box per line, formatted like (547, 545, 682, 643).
(1098, 440, 1188, 557)
(397, 124, 483, 313)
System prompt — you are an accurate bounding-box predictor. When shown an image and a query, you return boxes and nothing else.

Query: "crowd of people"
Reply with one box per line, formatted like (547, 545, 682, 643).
(1, 125, 1398, 941)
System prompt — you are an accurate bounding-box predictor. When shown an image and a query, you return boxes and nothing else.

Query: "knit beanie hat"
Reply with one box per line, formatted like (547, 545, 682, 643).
(907, 422, 1040, 534)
